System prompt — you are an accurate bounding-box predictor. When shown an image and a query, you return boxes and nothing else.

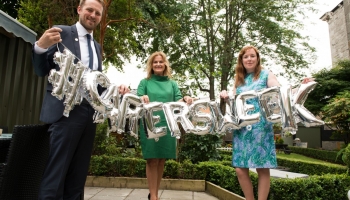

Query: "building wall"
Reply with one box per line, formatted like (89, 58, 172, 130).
(323, 1, 350, 64)
(322, 141, 344, 150)
(0, 33, 46, 132)
(345, 0, 350, 58)
(295, 125, 322, 149)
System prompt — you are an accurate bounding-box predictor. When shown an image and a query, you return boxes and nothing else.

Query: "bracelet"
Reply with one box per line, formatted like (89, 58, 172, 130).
(183, 97, 187, 102)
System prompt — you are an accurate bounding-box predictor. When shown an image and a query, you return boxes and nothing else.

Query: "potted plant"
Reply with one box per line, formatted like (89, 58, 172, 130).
(281, 131, 293, 146)
(275, 137, 284, 144)
(273, 123, 282, 134)
(275, 137, 285, 150)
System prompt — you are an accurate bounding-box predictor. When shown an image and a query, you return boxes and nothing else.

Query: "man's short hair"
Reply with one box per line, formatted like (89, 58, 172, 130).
(79, 0, 105, 10)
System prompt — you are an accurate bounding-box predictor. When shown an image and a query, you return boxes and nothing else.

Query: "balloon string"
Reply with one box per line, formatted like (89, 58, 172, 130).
(56, 42, 83, 63)
(49, 25, 84, 64)
(55, 42, 87, 86)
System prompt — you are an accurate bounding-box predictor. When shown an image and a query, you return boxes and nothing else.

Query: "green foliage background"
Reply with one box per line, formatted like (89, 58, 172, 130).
(305, 60, 350, 144)
(17, 0, 317, 99)
(178, 133, 223, 164)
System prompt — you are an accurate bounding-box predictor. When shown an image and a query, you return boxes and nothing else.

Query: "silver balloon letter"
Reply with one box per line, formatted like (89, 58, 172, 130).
(163, 102, 194, 139)
(116, 94, 142, 134)
(293, 81, 324, 127)
(49, 48, 89, 117)
(235, 91, 260, 127)
(258, 87, 281, 123)
(279, 85, 298, 132)
(143, 102, 167, 139)
(188, 100, 215, 135)
(210, 99, 240, 135)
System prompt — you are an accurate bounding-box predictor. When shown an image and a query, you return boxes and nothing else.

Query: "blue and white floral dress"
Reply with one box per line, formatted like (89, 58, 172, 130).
(232, 69, 277, 168)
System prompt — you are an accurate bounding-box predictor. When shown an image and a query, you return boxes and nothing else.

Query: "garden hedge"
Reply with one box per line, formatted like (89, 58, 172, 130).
(289, 146, 344, 165)
(277, 157, 347, 175)
(218, 151, 348, 176)
(89, 155, 350, 200)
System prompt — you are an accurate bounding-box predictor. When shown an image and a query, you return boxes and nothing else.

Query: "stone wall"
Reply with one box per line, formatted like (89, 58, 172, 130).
(322, 1, 350, 64)
(322, 141, 344, 150)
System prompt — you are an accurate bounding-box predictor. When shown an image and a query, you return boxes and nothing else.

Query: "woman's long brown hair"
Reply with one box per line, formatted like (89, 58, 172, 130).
(234, 45, 262, 87)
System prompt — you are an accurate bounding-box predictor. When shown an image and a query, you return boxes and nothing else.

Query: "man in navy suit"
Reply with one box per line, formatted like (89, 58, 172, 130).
(32, 0, 129, 199)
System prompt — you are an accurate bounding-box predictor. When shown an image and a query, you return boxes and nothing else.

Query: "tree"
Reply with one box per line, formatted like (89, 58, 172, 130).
(148, 0, 316, 106)
(0, 0, 20, 19)
(17, 0, 160, 70)
(305, 60, 350, 115)
(303, 60, 350, 144)
(322, 91, 350, 145)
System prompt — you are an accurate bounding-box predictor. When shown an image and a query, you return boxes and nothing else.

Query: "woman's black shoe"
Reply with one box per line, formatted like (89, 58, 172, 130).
(148, 193, 150, 200)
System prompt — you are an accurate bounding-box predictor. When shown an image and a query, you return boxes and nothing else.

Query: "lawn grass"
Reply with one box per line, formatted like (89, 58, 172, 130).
(277, 153, 344, 167)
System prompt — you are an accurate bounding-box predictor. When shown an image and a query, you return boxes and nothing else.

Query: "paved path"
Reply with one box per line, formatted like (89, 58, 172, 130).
(84, 187, 219, 200)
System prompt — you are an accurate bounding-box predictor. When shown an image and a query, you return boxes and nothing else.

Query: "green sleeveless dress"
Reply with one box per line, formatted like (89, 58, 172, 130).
(137, 74, 183, 159)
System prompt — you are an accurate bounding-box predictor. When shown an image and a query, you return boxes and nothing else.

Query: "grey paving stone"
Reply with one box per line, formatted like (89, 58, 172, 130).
(84, 187, 219, 200)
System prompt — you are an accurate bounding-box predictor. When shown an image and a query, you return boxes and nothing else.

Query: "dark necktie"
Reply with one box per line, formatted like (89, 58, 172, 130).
(86, 34, 94, 69)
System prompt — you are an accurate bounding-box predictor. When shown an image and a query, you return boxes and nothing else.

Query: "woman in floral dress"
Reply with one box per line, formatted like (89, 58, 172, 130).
(220, 45, 312, 200)
(226, 45, 279, 200)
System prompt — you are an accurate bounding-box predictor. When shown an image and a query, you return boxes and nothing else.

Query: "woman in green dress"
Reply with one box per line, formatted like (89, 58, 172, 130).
(137, 51, 193, 200)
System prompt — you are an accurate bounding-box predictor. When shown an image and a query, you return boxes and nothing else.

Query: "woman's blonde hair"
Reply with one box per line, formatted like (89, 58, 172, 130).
(146, 51, 172, 79)
(234, 45, 262, 87)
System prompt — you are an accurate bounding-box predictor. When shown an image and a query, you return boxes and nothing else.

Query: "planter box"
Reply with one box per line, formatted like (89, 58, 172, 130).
(282, 136, 293, 146)
(85, 176, 205, 191)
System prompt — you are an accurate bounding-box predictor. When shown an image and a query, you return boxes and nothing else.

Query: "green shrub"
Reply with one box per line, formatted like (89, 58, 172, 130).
(89, 155, 146, 177)
(277, 157, 347, 175)
(178, 134, 222, 163)
(312, 174, 350, 199)
(219, 150, 347, 176)
(342, 144, 350, 172)
(88, 156, 350, 200)
(270, 177, 322, 200)
(177, 159, 199, 179)
(276, 138, 284, 144)
(92, 121, 142, 158)
(218, 149, 347, 175)
(202, 161, 242, 194)
(92, 121, 124, 156)
(289, 146, 344, 165)
(269, 174, 350, 200)
(218, 150, 232, 156)
(218, 153, 232, 162)
(164, 159, 180, 178)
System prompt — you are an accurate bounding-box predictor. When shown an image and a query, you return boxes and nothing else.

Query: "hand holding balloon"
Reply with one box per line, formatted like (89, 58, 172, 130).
(181, 96, 194, 105)
(118, 84, 130, 95)
(37, 27, 62, 49)
(301, 77, 315, 84)
(141, 95, 150, 104)
(219, 90, 230, 100)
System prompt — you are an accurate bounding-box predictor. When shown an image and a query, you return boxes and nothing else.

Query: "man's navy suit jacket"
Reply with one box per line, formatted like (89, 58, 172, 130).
(32, 24, 102, 124)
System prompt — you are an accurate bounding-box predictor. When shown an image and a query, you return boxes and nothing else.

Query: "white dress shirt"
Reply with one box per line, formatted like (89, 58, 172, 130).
(34, 22, 98, 70)
(76, 22, 98, 70)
